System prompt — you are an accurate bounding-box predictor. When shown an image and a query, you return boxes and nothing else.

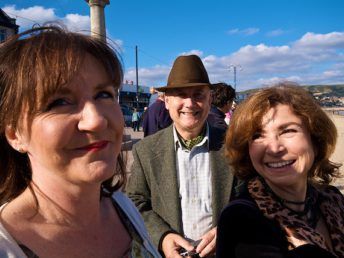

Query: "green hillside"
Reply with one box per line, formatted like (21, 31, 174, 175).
(239, 84, 344, 97)
(303, 84, 344, 97)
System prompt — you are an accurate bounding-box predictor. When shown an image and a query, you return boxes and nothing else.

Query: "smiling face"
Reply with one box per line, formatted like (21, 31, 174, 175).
(248, 104, 315, 191)
(7, 54, 124, 188)
(164, 86, 211, 139)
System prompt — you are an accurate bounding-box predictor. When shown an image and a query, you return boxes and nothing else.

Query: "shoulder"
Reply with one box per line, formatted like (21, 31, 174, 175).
(112, 192, 162, 258)
(318, 184, 344, 202)
(220, 197, 259, 222)
(112, 192, 148, 234)
(134, 126, 173, 150)
(0, 221, 26, 257)
(112, 192, 140, 217)
(208, 124, 226, 150)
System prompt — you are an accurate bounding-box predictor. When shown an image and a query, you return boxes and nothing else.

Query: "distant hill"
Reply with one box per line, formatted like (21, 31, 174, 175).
(239, 84, 344, 97)
(303, 84, 344, 97)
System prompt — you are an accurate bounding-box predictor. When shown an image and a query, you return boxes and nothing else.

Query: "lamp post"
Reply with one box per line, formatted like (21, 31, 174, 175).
(228, 64, 242, 90)
(136, 45, 139, 108)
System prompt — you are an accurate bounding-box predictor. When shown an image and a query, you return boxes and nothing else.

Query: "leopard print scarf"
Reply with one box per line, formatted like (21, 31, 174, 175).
(248, 177, 344, 257)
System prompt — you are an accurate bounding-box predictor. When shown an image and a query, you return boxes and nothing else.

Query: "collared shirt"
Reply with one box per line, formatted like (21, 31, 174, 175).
(173, 125, 213, 241)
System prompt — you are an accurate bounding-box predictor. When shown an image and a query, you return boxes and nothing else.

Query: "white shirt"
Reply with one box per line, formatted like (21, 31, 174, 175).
(173, 125, 213, 241)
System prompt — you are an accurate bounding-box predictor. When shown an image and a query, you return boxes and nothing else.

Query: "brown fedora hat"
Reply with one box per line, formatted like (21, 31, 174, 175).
(156, 55, 212, 91)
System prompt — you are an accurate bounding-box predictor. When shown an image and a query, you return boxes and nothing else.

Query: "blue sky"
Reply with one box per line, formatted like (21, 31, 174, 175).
(2, 0, 344, 91)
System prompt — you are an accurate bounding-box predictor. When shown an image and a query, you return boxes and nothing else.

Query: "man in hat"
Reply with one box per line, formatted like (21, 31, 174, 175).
(126, 55, 234, 257)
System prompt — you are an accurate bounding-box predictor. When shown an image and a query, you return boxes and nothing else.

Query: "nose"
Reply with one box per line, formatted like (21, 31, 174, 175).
(78, 102, 108, 132)
(183, 96, 196, 108)
(265, 136, 285, 155)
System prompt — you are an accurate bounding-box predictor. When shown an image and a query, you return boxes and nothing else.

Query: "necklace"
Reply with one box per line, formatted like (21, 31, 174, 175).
(279, 197, 308, 205)
(259, 177, 320, 228)
(259, 177, 308, 207)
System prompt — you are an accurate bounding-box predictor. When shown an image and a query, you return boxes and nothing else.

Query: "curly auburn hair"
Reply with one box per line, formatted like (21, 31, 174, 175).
(225, 83, 341, 184)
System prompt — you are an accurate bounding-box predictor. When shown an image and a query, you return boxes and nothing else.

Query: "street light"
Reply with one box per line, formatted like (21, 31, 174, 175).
(228, 64, 243, 90)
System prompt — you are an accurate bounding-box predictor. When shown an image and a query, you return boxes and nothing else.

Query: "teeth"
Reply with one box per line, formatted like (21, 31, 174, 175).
(266, 160, 294, 168)
(181, 111, 197, 115)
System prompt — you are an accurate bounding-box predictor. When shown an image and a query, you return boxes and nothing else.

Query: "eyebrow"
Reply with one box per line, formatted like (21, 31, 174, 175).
(56, 80, 117, 95)
(278, 122, 303, 130)
(95, 81, 118, 90)
(258, 121, 303, 133)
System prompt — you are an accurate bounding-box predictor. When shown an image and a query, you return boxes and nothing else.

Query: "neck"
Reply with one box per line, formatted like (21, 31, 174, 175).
(265, 179, 307, 212)
(175, 124, 205, 140)
(28, 174, 103, 227)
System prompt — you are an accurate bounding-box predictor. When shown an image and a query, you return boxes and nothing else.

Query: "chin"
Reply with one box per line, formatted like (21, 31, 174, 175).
(85, 161, 116, 182)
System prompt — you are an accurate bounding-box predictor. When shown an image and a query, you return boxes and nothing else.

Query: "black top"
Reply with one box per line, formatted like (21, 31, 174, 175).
(216, 186, 336, 258)
(207, 106, 227, 131)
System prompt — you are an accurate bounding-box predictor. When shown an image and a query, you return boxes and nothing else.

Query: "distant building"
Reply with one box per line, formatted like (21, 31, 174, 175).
(0, 8, 19, 43)
(119, 82, 151, 111)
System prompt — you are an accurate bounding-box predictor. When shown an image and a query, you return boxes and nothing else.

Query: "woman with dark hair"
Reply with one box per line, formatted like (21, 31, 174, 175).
(216, 83, 344, 257)
(0, 26, 160, 257)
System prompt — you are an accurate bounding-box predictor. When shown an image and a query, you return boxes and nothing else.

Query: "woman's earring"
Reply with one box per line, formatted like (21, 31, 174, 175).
(17, 147, 25, 153)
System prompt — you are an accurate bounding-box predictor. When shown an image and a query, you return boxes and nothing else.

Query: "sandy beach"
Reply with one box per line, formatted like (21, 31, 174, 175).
(327, 113, 344, 192)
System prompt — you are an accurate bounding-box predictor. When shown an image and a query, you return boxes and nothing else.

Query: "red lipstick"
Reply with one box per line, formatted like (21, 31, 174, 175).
(77, 141, 108, 152)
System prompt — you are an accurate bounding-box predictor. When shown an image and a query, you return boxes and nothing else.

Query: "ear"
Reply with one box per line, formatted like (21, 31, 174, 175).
(164, 95, 170, 110)
(5, 126, 27, 153)
(208, 91, 213, 105)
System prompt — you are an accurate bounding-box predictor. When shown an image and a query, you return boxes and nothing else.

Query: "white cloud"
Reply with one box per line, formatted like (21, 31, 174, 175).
(257, 76, 302, 87)
(3, 5, 57, 28)
(266, 29, 286, 37)
(179, 50, 204, 57)
(3, 5, 89, 32)
(227, 27, 260, 36)
(62, 13, 90, 32)
(295, 32, 344, 49)
(124, 65, 171, 87)
(129, 31, 344, 90)
(2, 5, 124, 51)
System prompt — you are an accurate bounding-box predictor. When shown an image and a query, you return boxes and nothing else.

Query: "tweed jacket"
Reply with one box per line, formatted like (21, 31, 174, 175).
(126, 124, 234, 249)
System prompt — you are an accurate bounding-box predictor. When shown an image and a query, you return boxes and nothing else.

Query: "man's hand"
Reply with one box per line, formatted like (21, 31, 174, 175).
(195, 227, 217, 257)
(162, 233, 195, 258)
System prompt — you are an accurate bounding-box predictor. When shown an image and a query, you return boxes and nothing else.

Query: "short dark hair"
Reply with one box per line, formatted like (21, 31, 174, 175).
(0, 25, 125, 203)
(211, 82, 236, 108)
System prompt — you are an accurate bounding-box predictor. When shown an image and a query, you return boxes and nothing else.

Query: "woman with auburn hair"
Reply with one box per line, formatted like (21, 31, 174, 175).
(217, 83, 344, 258)
(0, 26, 160, 257)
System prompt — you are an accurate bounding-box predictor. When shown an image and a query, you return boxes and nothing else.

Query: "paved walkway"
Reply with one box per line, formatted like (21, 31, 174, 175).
(123, 127, 143, 173)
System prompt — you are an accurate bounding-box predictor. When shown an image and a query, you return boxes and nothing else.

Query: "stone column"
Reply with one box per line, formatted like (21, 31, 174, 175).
(85, 0, 109, 42)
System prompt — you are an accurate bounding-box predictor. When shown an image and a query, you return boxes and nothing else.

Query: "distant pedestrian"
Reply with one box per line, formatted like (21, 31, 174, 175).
(132, 108, 140, 131)
(207, 82, 235, 130)
(142, 91, 172, 137)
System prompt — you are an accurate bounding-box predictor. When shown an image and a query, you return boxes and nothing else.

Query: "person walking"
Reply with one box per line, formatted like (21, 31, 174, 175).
(132, 108, 140, 132)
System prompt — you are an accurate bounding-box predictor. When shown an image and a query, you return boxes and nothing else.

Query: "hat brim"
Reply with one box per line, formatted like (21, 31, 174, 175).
(155, 83, 213, 92)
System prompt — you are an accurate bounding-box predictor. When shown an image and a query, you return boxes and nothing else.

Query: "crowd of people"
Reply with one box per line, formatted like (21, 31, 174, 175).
(0, 25, 342, 258)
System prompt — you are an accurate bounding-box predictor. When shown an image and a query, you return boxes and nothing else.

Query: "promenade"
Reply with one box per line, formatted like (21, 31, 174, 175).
(123, 127, 143, 174)
(123, 113, 344, 193)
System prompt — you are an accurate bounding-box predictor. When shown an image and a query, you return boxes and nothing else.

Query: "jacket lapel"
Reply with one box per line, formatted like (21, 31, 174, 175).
(151, 126, 183, 232)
